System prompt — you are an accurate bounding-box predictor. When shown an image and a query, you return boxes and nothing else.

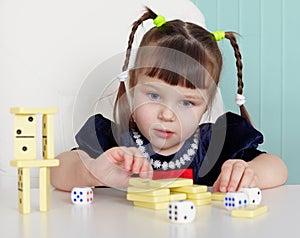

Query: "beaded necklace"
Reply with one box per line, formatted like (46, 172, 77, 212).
(132, 128, 199, 170)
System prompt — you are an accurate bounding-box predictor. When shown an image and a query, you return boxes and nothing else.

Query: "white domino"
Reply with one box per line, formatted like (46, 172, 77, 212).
(168, 200, 196, 223)
(71, 187, 93, 204)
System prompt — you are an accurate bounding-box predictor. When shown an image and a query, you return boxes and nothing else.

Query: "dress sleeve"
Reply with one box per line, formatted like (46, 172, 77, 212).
(75, 114, 118, 158)
(195, 112, 265, 185)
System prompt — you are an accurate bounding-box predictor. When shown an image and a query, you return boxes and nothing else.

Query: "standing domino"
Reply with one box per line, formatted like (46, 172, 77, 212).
(224, 192, 248, 210)
(71, 187, 93, 204)
(168, 200, 196, 223)
(238, 188, 262, 205)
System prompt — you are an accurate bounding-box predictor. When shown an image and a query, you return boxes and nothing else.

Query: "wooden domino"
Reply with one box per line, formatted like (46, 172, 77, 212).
(133, 201, 169, 210)
(13, 114, 37, 159)
(190, 198, 212, 206)
(128, 178, 151, 188)
(231, 205, 268, 218)
(127, 186, 170, 196)
(149, 178, 193, 188)
(170, 193, 186, 201)
(170, 185, 207, 193)
(18, 168, 30, 214)
(211, 192, 226, 201)
(187, 192, 211, 200)
(127, 193, 170, 203)
(42, 114, 55, 159)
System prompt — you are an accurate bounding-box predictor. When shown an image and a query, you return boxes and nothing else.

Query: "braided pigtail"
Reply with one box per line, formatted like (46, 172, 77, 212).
(113, 8, 158, 141)
(122, 7, 157, 72)
(225, 32, 253, 125)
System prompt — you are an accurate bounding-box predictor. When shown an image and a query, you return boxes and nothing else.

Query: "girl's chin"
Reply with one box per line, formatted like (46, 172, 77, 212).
(150, 142, 183, 156)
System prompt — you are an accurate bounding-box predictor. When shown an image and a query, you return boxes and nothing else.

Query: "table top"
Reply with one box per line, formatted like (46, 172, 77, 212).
(0, 174, 298, 238)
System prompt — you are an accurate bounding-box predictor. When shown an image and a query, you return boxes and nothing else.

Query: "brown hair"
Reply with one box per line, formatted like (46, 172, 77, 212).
(113, 7, 251, 140)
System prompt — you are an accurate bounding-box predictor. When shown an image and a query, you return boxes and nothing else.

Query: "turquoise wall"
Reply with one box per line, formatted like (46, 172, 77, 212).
(192, 0, 300, 184)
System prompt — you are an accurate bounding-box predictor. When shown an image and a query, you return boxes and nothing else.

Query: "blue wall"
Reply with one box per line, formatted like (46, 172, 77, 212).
(192, 0, 300, 184)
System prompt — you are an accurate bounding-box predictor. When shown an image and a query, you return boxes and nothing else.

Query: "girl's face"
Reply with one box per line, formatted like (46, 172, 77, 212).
(132, 75, 208, 156)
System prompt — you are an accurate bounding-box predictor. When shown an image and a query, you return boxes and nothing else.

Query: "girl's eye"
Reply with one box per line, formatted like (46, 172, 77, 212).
(181, 100, 193, 107)
(149, 93, 160, 100)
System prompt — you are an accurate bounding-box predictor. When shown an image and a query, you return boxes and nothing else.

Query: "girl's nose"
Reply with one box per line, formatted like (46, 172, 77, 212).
(158, 105, 176, 122)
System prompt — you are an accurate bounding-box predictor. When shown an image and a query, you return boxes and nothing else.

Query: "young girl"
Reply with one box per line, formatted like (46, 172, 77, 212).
(50, 7, 288, 192)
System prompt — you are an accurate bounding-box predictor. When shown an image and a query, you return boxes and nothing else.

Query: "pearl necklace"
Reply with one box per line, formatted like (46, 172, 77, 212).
(132, 128, 199, 171)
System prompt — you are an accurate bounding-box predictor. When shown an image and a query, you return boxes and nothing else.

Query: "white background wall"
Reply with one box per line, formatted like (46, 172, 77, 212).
(0, 0, 205, 176)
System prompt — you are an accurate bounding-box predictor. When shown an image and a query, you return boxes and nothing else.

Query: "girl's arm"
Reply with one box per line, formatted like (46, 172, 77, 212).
(212, 153, 288, 192)
(247, 153, 288, 189)
(50, 150, 101, 192)
(50, 147, 153, 192)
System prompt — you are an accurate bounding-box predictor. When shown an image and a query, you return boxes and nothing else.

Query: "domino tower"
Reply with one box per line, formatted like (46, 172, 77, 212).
(10, 107, 59, 214)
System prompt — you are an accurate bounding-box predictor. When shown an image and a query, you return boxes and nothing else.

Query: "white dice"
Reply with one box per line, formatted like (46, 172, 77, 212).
(71, 187, 93, 205)
(224, 192, 248, 210)
(168, 200, 196, 223)
(238, 187, 262, 205)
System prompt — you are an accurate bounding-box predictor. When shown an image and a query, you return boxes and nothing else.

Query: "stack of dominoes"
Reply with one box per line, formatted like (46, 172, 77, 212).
(126, 178, 211, 210)
(170, 183, 211, 206)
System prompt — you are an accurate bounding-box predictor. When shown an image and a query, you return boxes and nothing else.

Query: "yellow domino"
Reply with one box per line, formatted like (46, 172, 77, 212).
(42, 114, 55, 159)
(18, 168, 31, 214)
(149, 178, 193, 188)
(171, 184, 207, 193)
(14, 138, 37, 160)
(10, 159, 59, 168)
(170, 193, 186, 201)
(187, 192, 211, 200)
(231, 205, 268, 218)
(190, 198, 212, 206)
(10, 107, 58, 115)
(39, 167, 50, 212)
(13, 114, 37, 159)
(127, 186, 170, 196)
(127, 193, 170, 203)
(211, 192, 226, 201)
(129, 178, 151, 188)
(133, 201, 169, 210)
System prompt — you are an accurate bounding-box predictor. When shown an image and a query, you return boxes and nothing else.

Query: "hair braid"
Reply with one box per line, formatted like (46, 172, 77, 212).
(122, 7, 157, 71)
(225, 32, 253, 125)
(113, 8, 158, 141)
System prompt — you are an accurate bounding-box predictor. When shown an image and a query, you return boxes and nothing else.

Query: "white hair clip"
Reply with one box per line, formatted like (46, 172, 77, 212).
(235, 93, 246, 106)
(117, 70, 129, 82)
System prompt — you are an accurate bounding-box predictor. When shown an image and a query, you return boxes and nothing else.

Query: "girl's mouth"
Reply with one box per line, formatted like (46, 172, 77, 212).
(153, 129, 175, 139)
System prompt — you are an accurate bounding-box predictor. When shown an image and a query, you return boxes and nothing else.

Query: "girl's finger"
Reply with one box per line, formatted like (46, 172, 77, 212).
(218, 161, 234, 192)
(227, 162, 247, 192)
(139, 160, 153, 178)
(238, 167, 255, 189)
(212, 173, 221, 192)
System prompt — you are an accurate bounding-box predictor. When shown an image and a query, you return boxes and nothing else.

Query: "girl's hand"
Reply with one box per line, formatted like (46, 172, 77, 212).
(86, 147, 153, 188)
(212, 159, 259, 192)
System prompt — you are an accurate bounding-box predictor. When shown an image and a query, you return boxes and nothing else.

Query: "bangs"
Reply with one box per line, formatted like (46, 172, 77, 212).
(133, 45, 214, 90)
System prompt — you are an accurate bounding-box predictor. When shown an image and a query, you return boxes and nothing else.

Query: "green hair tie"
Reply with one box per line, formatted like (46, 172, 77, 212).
(153, 14, 166, 27)
(212, 31, 225, 41)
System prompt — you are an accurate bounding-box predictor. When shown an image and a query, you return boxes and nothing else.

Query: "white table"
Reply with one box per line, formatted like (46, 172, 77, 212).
(0, 174, 298, 238)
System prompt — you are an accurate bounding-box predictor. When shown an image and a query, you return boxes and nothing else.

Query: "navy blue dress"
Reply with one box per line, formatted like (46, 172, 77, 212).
(75, 112, 264, 186)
